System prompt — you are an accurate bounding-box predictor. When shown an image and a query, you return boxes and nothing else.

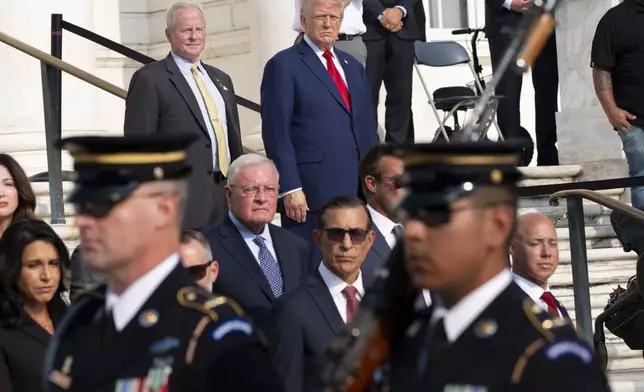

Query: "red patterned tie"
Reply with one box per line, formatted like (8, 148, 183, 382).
(323, 50, 351, 112)
(540, 291, 560, 317)
(342, 285, 359, 322)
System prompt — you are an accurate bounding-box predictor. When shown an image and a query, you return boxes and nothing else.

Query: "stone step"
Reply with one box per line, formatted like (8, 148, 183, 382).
(609, 370, 644, 392)
(556, 225, 622, 251)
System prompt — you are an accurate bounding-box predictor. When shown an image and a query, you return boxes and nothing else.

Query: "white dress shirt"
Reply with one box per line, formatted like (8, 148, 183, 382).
(503, 0, 513, 9)
(318, 262, 365, 323)
(431, 269, 513, 343)
(366, 204, 432, 308)
(171, 52, 230, 172)
(367, 204, 398, 249)
(513, 273, 562, 317)
(280, 35, 349, 197)
(105, 253, 180, 332)
(293, 0, 367, 35)
(303, 35, 348, 86)
(229, 212, 279, 266)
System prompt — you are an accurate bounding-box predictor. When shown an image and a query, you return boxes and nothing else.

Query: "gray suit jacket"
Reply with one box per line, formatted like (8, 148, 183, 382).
(124, 53, 244, 230)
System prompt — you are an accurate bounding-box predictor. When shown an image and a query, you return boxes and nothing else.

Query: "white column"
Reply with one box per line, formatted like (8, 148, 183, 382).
(0, 0, 100, 176)
(555, 0, 625, 180)
(245, 0, 298, 152)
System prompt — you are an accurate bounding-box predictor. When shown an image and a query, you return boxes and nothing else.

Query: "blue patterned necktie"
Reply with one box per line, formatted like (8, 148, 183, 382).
(253, 236, 283, 297)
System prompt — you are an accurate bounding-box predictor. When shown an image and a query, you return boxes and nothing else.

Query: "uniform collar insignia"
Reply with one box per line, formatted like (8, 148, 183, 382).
(474, 319, 498, 338)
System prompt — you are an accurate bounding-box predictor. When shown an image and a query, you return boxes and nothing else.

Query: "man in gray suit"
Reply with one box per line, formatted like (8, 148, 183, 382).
(124, 1, 243, 231)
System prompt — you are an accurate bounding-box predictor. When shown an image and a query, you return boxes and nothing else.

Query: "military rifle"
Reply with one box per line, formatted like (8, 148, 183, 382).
(320, 1, 564, 391)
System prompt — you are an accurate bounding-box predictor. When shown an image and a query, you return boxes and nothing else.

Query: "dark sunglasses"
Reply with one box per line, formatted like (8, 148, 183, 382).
(379, 174, 404, 189)
(323, 228, 369, 243)
(74, 201, 120, 219)
(406, 201, 514, 228)
(186, 260, 215, 281)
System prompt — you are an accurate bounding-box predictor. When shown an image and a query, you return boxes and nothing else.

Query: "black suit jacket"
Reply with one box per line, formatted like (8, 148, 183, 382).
(363, 0, 424, 41)
(485, 0, 523, 38)
(390, 282, 610, 391)
(205, 217, 309, 338)
(362, 225, 392, 287)
(0, 320, 54, 392)
(124, 53, 244, 230)
(46, 263, 282, 392)
(271, 272, 345, 392)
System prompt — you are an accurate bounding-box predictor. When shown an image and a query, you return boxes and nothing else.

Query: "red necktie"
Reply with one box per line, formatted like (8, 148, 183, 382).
(540, 291, 560, 317)
(342, 285, 359, 322)
(322, 50, 351, 112)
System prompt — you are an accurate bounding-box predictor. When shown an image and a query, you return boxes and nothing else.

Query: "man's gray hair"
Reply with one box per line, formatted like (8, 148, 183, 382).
(181, 230, 213, 260)
(227, 154, 280, 186)
(166, 1, 205, 29)
(301, 0, 345, 16)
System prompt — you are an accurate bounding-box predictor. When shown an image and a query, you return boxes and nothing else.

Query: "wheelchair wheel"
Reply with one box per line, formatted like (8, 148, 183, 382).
(517, 127, 534, 167)
(433, 126, 455, 144)
(594, 340, 608, 371)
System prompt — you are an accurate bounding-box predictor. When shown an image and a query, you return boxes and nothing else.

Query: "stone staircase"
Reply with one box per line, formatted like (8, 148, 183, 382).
(518, 165, 643, 391)
(31, 165, 644, 390)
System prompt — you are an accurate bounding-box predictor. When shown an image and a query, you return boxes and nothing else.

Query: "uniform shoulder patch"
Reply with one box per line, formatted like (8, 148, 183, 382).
(211, 318, 254, 341)
(521, 298, 572, 341)
(177, 286, 245, 322)
(544, 340, 594, 364)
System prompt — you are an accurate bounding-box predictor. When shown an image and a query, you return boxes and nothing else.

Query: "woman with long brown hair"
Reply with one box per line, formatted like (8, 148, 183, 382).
(0, 154, 37, 238)
(0, 219, 69, 392)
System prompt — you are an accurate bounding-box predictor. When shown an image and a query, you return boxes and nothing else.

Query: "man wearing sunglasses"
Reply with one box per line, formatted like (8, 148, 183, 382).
(387, 142, 609, 391)
(180, 230, 219, 292)
(358, 144, 405, 283)
(45, 135, 283, 392)
(272, 196, 374, 392)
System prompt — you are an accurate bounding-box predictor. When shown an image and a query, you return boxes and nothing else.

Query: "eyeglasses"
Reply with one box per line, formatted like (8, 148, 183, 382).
(323, 228, 370, 243)
(230, 185, 278, 197)
(186, 260, 215, 281)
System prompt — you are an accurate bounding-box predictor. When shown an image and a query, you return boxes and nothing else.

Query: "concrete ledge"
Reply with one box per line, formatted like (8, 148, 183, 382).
(519, 164, 583, 179)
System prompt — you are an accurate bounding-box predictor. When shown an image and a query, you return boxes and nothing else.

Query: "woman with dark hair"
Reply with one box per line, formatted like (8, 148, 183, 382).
(0, 154, 37, 238)
(0, 219, 69, 392)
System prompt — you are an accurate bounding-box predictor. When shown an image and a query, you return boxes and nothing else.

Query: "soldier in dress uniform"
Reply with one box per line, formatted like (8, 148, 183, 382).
(387, 141, 611, 391)
(43, 135, 284, 392)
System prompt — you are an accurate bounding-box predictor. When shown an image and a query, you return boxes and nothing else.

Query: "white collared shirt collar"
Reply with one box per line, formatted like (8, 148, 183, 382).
(303, 34, 335, 59)
(432, 269, 513, 343)
(171, 51, 205, 76)
(367, 204, 399, 248)
(105, 253, 180, 331)
(228, 212, 272, 243)
(513, 273, 547, 303)
(318, 261, 365, 299)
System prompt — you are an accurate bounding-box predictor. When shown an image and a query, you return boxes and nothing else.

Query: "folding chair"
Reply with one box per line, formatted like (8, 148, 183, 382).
(413, 41, 504, 143)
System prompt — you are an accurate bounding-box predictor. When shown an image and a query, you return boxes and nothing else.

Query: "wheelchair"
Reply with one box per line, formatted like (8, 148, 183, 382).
(413, 27, 534, 166)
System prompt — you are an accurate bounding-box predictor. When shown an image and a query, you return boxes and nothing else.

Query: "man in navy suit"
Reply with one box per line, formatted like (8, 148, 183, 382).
(260, 0, 380, 266)
(204, 154, 310, 339)
(271, 196, 375, 392)
(358, 144, 405, 282)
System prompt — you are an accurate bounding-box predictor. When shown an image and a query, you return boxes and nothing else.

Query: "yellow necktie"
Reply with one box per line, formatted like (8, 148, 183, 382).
(190, 64, 229, 176)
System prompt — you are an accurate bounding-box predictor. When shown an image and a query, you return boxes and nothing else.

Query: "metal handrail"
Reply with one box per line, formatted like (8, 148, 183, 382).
(0, 31, 126, 99)
(0, 29, 258, 154)
(549, 189, 644, 222)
